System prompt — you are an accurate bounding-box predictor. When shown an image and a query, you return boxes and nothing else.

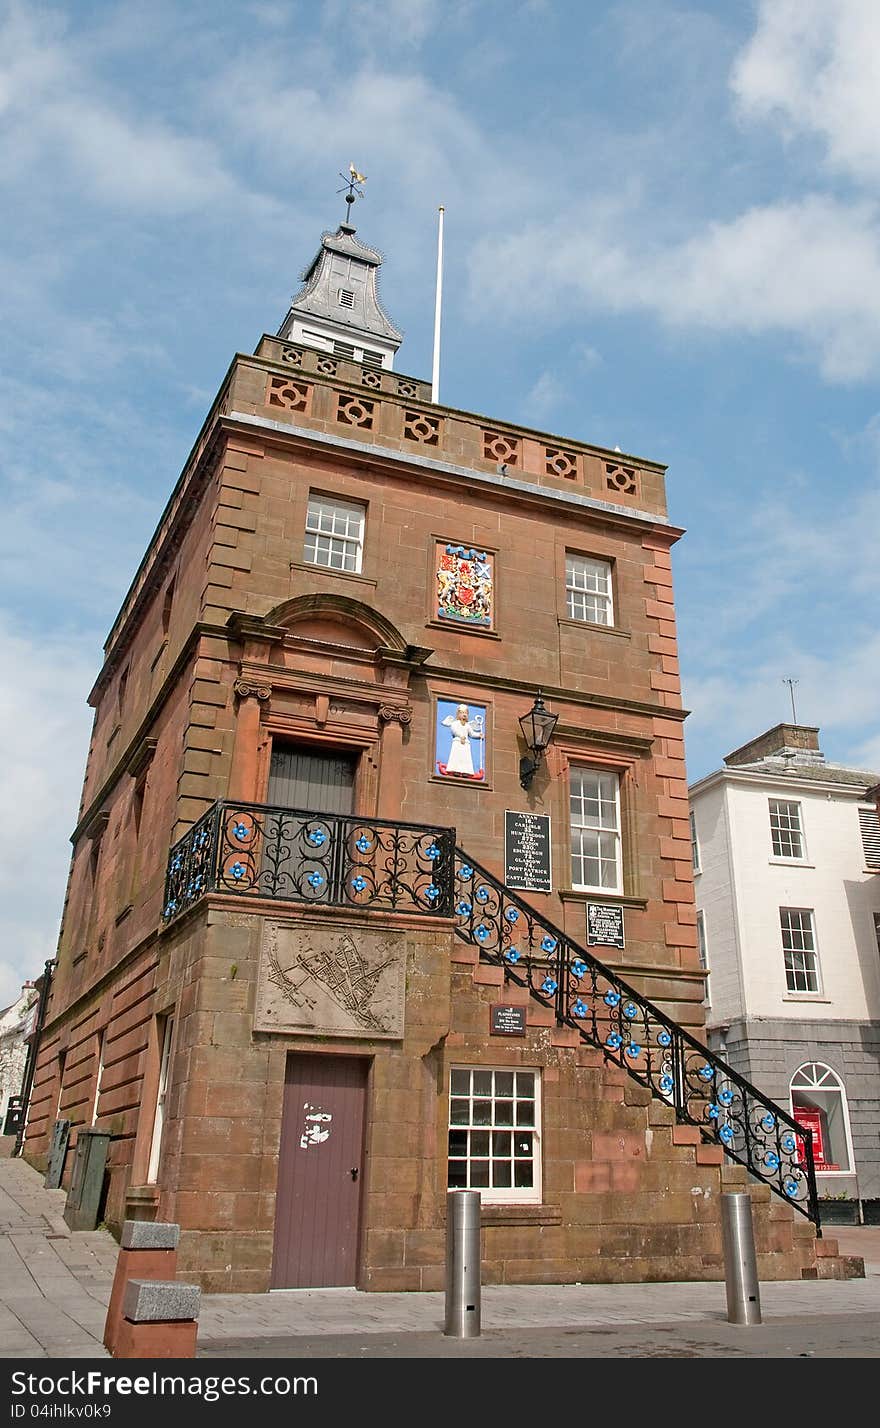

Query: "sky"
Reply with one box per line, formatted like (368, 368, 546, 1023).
(2, 0, 880, 1005)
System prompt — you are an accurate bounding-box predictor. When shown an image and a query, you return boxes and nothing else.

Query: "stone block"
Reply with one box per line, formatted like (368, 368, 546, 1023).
(694, 1145, 724, 1166)
(114, 1319, 198, 1360)
(121, 1220, 180, 1251)
(103, 1245, 179, 1355)
(122, 1279, 201, 1324)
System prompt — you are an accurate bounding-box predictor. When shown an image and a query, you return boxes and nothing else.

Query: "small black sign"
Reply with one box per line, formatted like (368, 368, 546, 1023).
(587, 902, 625, 949)
(504, 811, 552, 892)
(490, 1004, 527, 1037)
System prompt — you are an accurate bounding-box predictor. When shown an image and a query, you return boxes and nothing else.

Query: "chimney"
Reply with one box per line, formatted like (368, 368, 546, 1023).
(724, 724, 822, 768)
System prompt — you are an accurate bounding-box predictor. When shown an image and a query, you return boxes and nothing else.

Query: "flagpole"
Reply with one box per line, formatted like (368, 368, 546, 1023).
(431, 206, 444, 404)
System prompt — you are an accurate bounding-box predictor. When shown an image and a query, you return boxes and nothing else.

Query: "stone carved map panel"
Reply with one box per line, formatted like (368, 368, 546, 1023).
(255, 920, 406, 1039)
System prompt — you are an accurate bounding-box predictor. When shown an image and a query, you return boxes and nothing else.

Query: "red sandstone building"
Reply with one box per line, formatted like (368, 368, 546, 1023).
(23, 214, 836, 1291)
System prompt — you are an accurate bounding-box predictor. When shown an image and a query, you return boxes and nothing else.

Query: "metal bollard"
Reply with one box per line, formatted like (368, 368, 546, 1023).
(721, 1191, 762, 1325)
(445, 1189, 481, 1337)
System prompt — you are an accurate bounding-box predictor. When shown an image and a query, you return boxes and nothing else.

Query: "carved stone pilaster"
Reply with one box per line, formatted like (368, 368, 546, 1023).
(233, 680, 271, 702)
(378, 705, 413, 726)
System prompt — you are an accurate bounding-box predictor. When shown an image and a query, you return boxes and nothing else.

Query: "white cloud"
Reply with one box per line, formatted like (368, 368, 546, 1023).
(0, 2, 243, 214)
(680, 445, 880, 780)
(732, 0, 880, 184)
(469, 195, 880, 381)
(321, 0, 447, 51)
(523, 370, 566, 423)
(683, 631, 880, 782)
(0, 373, 169, 618)
(0, 616, 95, 1006)
(207, 62, 496, 222)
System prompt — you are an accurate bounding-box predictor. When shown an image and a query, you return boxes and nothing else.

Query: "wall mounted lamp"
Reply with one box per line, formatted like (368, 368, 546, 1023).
(518, 692, 558, 790)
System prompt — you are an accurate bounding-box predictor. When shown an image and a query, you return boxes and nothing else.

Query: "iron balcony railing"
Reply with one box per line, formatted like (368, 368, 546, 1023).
(449, 847, 820, 1229)
(161, 800, 819, 1227)
(162, 800, 456, 923)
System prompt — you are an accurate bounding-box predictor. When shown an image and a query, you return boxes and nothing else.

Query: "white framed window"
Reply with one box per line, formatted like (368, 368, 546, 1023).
(790, 1062, 854, 1174)
(448, 1067, 540, 1203)
(690, 809, 701, 873)
(565, 554, 613, 626)
(780, 908, 821, 994)
(696, 909, 709, 1005)
(570, 768, 621, 892)
(769, 799, 805, 860)
(304, 495, 365, 573)
(90, 1031, 105, 1125)
(55, 1051, 66, 1123)
(147, 1015, 175, 1184)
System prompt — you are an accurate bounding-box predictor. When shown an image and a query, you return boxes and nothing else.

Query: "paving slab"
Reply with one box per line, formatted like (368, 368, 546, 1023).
(1, 1154, 880, 1360)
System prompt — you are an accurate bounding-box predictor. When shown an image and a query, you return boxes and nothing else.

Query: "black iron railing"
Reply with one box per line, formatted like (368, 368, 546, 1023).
(450, 847, 820, 1227)
(162, 800, 456, 923)
(161, 801, 819, 1226)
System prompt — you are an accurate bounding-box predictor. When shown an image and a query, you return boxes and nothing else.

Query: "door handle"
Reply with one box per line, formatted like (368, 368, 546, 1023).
(350, 1167, 359, 1181)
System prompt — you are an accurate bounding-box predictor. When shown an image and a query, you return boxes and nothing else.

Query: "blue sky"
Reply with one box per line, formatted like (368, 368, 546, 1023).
(2, 0, 879, 1003)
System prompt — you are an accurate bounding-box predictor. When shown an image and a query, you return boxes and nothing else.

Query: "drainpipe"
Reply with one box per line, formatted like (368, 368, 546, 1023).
(13, 958, 55, 1158)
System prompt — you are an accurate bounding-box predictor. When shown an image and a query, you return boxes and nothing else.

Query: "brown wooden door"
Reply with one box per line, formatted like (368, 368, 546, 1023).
(272, 1053, 368, 1288)
(268, 744, 357, 814)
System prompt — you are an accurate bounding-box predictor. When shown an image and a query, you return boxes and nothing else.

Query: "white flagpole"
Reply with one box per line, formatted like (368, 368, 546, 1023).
(431, 205, 444, 404)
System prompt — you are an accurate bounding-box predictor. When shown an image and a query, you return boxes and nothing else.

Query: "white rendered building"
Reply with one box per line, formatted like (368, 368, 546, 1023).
(0, 983, 38, 1135)
(689, 724, 880, 1215)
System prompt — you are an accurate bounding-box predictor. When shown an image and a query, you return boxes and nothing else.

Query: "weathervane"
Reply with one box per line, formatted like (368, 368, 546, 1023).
(782, 677, 799, 724)
(338, 162, 367, 223)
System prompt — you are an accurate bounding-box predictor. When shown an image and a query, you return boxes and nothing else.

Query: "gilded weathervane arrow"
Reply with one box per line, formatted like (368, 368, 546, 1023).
(338, 163, 367, 221)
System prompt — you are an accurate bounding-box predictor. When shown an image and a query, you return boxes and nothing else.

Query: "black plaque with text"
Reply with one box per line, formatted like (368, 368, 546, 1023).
(586, 902, 625, 949)
(490, 1004, 527, 1037)
(504, 811, 552, 892)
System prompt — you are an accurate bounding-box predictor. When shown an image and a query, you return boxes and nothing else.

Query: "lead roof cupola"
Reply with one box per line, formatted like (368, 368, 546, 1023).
(278, 218, 403, 371)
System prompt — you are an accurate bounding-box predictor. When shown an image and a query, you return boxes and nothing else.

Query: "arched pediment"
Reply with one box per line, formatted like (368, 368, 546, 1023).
(263, 594, 409, 654)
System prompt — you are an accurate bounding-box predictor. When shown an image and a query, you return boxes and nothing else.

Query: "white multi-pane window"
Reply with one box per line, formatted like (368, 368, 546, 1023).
(780, 908, 821, 994)
(570, 769, 621, 891)
(304, 496, 365, 573)
(448, 1068, 540, 1203)
(690, 809, 701, 872)
(90, 1031, 105, 1125)
(565, 554, 613, 626)
(769, 799, 805, 859)
(696, 909, 710, 1005)
(790, 1063, 853, 1173)
(147, 1015, 175, 1183)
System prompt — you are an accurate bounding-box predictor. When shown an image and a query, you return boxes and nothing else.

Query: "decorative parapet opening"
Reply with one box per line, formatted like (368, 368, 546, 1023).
(404, 411, 441, 445)
(483, 430, 521, 466)
(337, 393, 375, 430)
(266, 375, 311, 413)
(606, 462, 639, 497)
(545, 447, 578, 480)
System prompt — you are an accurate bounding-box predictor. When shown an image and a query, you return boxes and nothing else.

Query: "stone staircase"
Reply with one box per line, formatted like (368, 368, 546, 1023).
(449, 845, 864, 1282)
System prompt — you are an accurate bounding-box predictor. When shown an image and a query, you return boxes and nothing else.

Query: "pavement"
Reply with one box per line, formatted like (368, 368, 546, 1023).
(2, 1154, 880, 1359)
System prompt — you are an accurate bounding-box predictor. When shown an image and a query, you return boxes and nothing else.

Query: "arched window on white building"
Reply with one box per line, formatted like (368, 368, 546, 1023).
(790, 1062, 854, 1175)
